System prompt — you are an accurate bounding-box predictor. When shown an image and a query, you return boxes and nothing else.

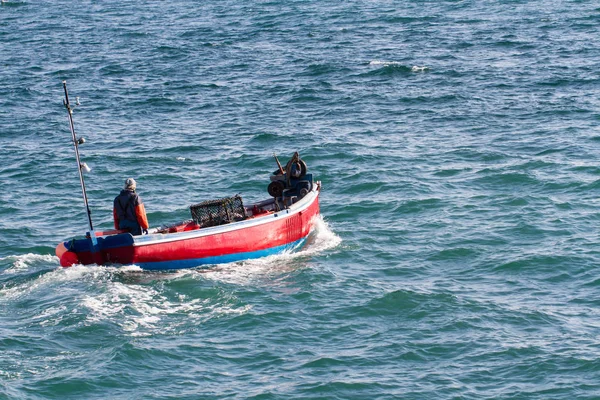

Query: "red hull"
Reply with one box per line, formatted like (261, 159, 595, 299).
(57, 186, 320, 270)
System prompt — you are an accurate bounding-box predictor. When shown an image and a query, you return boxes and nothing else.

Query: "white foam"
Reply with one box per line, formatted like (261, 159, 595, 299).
(411, 65, 429, 72)
(0, 264, 109, 301)
(0, 217, 340, 335)
(368, 61, 429, 72)
(116, 264, 144, 273)
(34, 305, 68, 327)
(81, 276, 251, 336)
(304, 215, 342, 254)
(200, 215, 341, 285)
(370, 60, 403, 66)
(1, 253, 58, 274)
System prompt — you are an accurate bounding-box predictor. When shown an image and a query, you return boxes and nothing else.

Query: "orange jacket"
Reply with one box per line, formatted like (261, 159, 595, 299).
(113, 190, 149, 231)
(113, 203, 149, 230)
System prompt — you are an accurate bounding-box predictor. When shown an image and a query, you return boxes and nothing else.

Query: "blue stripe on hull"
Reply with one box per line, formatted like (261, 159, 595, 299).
(135, 237, 307, 271)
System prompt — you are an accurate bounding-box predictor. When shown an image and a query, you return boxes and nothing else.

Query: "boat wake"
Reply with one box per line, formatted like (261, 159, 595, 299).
(0, 260, 252, 337)
(299, 215, 342, 256)
(0, 217, 339, 336)
(0, 253, 57, 275)
(80, 273, 253, 337)
(72, 215, 339, 333)
(197, 215, 341, 285)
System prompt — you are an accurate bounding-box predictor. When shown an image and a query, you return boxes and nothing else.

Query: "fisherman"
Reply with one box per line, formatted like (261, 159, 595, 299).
(113, 178, 149, 235)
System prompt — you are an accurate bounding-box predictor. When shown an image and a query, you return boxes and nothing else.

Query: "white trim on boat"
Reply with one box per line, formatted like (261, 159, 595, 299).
(132, 185, 320, 247)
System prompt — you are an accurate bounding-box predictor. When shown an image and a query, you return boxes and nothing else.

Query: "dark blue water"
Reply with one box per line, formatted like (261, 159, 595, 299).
(2, 1, 600, 398)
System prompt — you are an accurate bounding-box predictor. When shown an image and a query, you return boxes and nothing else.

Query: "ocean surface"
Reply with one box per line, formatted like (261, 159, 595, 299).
(2, 1, 600, 398)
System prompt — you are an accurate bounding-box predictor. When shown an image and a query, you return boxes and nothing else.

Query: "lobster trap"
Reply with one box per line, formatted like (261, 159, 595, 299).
(190, 195, 247, 228)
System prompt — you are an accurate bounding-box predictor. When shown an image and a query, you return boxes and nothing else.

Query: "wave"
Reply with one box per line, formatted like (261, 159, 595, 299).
(0, 1, 27, 6)
(80, 273, 252, 337)
(368, 61, 429, 74)
(0, 262, 252, 336)
(0, 253, 57, 274)
(0, 216, 340, 337)
(199, 215, 341, 286)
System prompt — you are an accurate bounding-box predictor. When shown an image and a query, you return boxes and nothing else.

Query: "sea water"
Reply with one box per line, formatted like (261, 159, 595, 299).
(1, 1, 600, 398)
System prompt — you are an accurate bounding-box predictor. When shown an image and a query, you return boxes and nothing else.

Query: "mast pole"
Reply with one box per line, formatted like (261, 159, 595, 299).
(62, 81, 94, 233)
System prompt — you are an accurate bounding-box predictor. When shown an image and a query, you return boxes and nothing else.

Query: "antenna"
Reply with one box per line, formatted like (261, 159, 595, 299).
(62, 81, 95, 236)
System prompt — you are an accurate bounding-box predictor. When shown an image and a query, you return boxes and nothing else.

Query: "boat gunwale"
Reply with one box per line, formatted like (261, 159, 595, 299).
(131, 184, 320, 248)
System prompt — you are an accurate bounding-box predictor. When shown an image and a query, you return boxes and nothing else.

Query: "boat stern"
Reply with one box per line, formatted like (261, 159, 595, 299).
(55, 241, 80, 267)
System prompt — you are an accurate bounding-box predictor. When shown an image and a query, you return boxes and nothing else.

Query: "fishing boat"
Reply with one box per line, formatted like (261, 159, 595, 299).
(55, 82, 321, 270)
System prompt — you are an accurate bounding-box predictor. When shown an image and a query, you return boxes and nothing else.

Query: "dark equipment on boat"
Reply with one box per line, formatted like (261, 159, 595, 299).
(190, 195, 247, 228)
(268, 152, 313, 200)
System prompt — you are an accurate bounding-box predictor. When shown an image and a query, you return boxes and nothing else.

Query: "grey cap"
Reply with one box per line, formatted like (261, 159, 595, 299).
(124, 178, 137, 190)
